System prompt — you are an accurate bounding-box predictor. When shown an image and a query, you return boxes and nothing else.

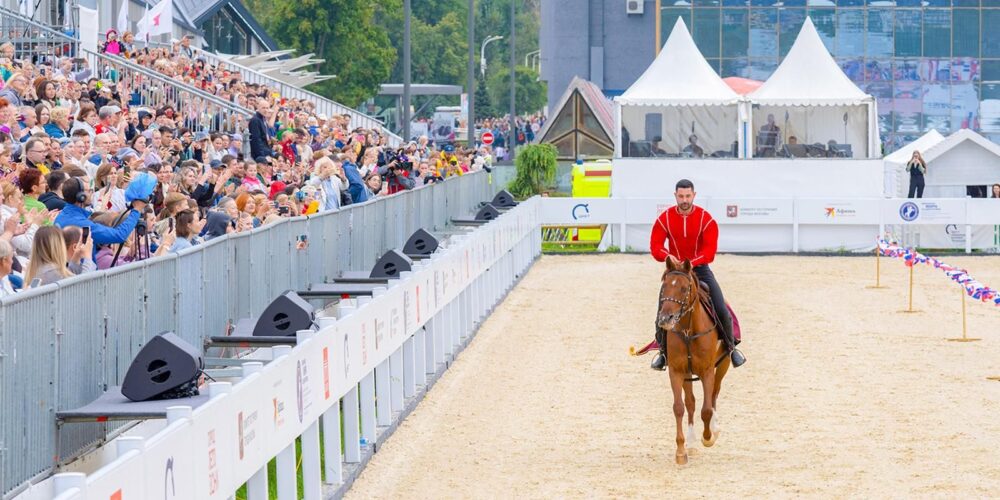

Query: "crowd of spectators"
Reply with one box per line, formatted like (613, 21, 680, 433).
(0, 32, 497, 297)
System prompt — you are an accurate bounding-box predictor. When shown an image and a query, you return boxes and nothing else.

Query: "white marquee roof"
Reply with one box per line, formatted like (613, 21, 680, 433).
(749, 17, 871, 106)
(615, 18, 739, 107)
(883, 130, 945, 165)
(921, 128, 1000, 163)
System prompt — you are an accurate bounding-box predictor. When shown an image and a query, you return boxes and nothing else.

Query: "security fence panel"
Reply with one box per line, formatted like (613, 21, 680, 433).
(101, 261, 149, 389)
(264, 218, 294, 298)
(199, 236, 236, 339)
(306, 215, 328, 285)
(175, 247, 206, 346)
(0, 285, 59, 497)
(285, 217, 313, 290)
(348, 206, 367, 271)
(230, 231, 257, 322)
(144, 255, 179, 341)
(55, 273, 110, 464)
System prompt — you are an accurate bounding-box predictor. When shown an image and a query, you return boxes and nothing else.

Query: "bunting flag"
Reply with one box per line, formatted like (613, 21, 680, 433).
(878, 239, 1000, 307)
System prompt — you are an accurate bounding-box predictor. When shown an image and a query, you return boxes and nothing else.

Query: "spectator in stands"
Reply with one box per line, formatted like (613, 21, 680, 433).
(0, 72, 28, 107)
(180, 35, 195, 59)
(93, 163, 127, 212)
(100, 29, 123, 56)
(71, 104, 99, 140)
(249, 99, 275, 160)
(54, 176, 145, 246)
(25, 226, 72, 285)
(40, 171, 68, 211)
(202, 211, 233, 241)
(45, 107, 71, 139)
(991, 183, 1000, 199)
(96, 105, 122, 136)
(0, 239, 14, 296)
(309, 156, 345, 211)
(170, 209, 203, 252)
(23, 137, 53, 173)
(342, 157, 368, 204)
(62, 226, 96, 275)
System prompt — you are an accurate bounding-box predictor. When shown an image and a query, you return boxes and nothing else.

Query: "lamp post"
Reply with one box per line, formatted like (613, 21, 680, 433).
(509, 0, 516, 156)
(467, 0, 476, 148)
(402, 0, 411, 141)
(480, 35, 503, 78)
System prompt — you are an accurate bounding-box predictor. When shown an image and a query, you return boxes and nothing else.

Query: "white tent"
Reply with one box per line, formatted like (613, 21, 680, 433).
(614, 19, 744, 159)
(916, 129, 1000, 197)
(748, 17, 880, 159)
(883, 130, 945, 196)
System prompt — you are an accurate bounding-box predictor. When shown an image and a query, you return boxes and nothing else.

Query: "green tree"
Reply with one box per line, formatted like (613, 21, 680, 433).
(246, 0, 396, 107)
(487, 65, 547, 116)
(508, 143, 557, 198)
(474, 72, 494, 118)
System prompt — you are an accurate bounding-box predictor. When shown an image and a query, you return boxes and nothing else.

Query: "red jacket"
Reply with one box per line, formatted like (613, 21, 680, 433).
(649, 205, 718, 267)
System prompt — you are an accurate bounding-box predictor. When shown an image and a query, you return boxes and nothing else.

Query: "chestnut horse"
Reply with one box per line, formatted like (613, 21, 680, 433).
(657, 258, 730, 465)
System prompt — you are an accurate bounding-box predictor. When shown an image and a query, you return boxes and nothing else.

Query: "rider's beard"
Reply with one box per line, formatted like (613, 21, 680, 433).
(678, 202, 692, 212)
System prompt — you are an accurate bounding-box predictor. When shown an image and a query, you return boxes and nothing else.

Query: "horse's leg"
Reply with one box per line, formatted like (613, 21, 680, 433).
(669, 368, 688, 465)
(712, 355, 730, 425)
(700, 367, 718, 447)
(683, 379, 696, 445)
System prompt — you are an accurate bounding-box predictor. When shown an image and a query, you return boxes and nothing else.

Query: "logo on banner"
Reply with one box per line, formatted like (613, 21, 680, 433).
(825, 206, 857, 218)
(726, 205, 738, 218)
(571, 203, 590, 220)
(374, 316, 385, 352)
(272, 379, 286, 429)
(207, 429, 218, 494)
(322, 347, 330, 400)
(164, 457, 176, 498)
(362, 321, 370, 362)
(238, 410, 258, 460)
(390, 307, 401, 339)
(296, 359, 311, 423)
(899, 201, 919, 221)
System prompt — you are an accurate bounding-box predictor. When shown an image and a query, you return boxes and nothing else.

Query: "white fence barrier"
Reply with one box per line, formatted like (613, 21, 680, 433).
(540, 197, 1000, 253)
(49, 199, 542, 500)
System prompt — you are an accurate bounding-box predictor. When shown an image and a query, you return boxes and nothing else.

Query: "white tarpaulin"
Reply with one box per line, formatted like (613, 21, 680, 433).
(614, 19, 742, 158)
(748, 17, 879, 158)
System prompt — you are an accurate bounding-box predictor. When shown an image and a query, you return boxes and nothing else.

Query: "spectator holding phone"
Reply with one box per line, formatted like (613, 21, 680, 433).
(62, 226, 96, 275)
(54, 174, 147, 247)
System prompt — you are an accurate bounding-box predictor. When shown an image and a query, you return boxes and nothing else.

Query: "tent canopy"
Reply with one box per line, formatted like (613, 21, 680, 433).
(615, 19, 739, 106)
(538, 77, 615, 160)
(883, 130, 945, 165)
(723, 77, 763, 96)
(748, 18, 870, 106)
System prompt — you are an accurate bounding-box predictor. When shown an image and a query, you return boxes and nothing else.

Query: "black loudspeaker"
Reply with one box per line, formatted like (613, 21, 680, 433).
(370, 249, 413, 278)
(253, 290, 315, 337)
(402, 228, 439, 257)
(491, 189, 517, 208)
(475, 204, 501, 221)
(122, 332, 204, 402)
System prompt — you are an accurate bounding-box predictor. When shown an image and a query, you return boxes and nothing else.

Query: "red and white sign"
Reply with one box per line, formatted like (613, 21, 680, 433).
(481, 131, 494, 145)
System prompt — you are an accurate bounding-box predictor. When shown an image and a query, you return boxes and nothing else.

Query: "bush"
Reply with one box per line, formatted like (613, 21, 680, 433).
(508, 143, 557, 199)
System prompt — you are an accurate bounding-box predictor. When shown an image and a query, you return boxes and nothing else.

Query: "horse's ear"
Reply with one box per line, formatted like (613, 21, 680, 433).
(665, 257, 674, 270)
(682, 259, 692, 273)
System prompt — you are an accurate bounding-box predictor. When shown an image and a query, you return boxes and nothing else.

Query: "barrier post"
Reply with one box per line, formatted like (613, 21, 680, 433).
(947, 285, 980, 342)
(866, 245, 888, 289)
(899, 264, 920, 313)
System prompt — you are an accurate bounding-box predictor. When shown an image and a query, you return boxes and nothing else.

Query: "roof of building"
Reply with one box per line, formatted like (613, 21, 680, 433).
(538, 77, 615, 160)
(142, 0, 278, 51)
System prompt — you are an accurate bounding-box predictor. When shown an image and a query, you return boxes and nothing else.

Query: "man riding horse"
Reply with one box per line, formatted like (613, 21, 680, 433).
(649, 179, 746, 371)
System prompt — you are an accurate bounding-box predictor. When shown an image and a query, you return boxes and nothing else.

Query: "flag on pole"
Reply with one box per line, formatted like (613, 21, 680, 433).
(136, 0, 173, 42)
(117, 0, 130, 33)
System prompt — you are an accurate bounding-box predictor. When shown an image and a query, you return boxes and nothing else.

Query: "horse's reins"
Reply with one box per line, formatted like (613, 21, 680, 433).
(661, 270, 725, 382)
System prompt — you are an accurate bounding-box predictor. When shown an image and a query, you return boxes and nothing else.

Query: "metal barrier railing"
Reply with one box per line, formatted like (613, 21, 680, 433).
(0, 171, 496, 497)
(0, 5, 77, 62)
(82, 48, 252, 135)
(192, 48, 403, 146)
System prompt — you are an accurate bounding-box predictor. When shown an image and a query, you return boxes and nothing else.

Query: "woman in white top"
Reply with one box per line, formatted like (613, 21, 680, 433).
(92, 163, 127, 212)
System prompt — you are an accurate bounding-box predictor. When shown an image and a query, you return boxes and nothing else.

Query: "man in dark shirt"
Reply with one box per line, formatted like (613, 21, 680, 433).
(249, 100, 276, 160)
(39, 171, 68, 210)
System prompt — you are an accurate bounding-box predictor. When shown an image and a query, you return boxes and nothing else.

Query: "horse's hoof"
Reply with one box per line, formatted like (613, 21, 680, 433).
(676, 453, 688, 465)
(702, 430, 720, 448)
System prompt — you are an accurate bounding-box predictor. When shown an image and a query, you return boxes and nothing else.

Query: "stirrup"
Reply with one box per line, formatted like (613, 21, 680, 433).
(650, 352, 666, 371)
(730, 348, 746, 368)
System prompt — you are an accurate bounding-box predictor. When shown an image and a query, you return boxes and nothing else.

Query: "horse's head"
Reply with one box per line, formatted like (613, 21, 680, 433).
(657, 258, 696, 330)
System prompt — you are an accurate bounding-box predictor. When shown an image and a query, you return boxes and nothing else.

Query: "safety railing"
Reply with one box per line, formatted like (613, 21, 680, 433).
(0, 5, 77, 61)
(81, 48, 252, 135)
(0, 171, 497, 498)
(192, 48, 403, 146)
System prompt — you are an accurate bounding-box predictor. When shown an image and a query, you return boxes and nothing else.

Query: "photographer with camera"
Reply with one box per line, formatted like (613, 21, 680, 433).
(53, 172, 153, 247)
(378, 150, 416, 196)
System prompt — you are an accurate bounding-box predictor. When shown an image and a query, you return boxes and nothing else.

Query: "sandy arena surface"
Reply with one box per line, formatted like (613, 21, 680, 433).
(346, 254, 1000, 498)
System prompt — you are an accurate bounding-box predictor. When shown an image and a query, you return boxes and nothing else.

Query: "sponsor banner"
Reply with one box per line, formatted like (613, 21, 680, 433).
(537, 197, 626, 225)
(884, 198, 966, 224)
(704, 199, 794, 225)
(795, 199, 881, 225)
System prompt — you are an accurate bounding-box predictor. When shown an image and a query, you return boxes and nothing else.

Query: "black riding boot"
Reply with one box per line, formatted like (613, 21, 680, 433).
(651, 327, 666, 371)
(694, 265, 746, 368)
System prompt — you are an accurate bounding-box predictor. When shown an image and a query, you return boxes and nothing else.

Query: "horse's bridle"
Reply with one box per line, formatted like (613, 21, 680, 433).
(660, 270, 719, 380)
